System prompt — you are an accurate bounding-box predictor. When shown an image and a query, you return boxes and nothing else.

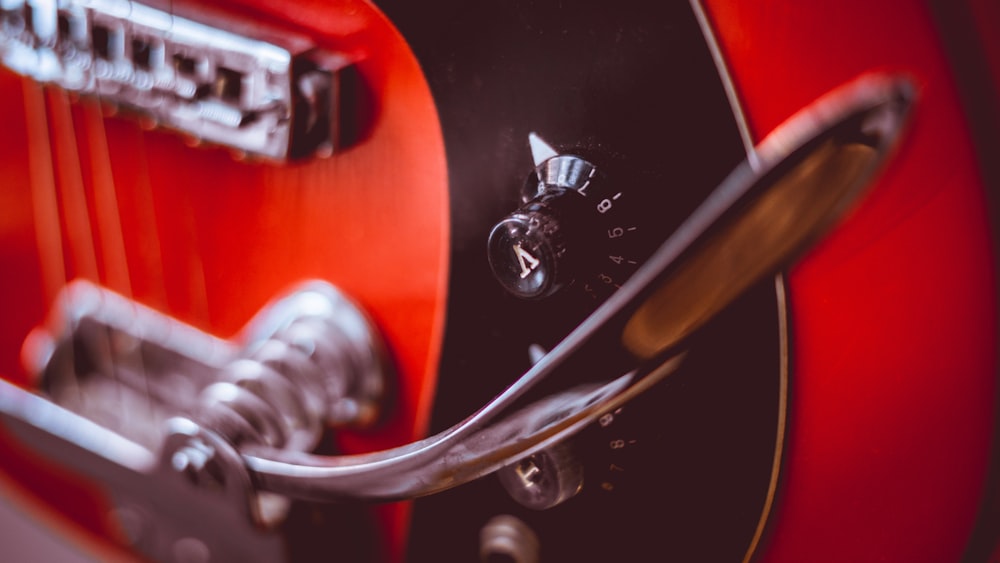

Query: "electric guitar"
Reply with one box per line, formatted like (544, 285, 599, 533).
(0, 0, 996, 561)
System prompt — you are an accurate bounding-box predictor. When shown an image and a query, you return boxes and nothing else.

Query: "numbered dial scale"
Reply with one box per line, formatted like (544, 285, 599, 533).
(487, 148, 654, 302)
(383, 1, 788, 560)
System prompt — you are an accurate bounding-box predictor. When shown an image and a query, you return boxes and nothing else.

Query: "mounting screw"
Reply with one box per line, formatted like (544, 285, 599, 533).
(170, 439, 223, 490)
(479, 515, 539, 563)
(173, 536, 211, 563)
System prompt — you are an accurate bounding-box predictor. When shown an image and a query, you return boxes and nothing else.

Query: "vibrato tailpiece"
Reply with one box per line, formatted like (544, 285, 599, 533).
(5, 280, 389, 560)
(0, 75, 912, 562)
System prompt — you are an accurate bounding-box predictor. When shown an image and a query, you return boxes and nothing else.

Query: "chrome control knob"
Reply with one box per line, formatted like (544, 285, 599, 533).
(488, 196, 573, 299)
(487, 155, 598, 299)
(497, 442, 584, 510)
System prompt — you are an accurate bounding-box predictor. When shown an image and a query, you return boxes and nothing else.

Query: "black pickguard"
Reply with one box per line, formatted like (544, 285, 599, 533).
(374, 2, 783, 560)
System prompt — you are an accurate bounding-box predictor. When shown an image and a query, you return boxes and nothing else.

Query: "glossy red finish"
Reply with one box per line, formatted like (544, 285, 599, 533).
(700, 1, 998, 561)
(1, 1, 998, 561)
(0, 1, 448, 560)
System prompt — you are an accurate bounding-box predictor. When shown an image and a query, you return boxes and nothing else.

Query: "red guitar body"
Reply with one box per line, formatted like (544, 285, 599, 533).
(702, 1, 999, 560)
(0, 0, 996, 561)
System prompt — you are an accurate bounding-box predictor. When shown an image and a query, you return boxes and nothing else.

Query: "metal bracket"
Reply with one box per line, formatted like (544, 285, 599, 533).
(28, 280, 387, 454)
(0, 382, 286, 562)
(4, 280, 389, 560)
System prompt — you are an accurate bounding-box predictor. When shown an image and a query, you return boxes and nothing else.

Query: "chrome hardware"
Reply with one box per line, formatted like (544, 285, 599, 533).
(30, 280, 387, 455)
(488, 153, 603, 299)
(497, 343, 585, 510)
(522, 153, 598, 201)
(0, 0, 355, 159)
(479, 515, 540, 563)
(497, 442, 585, 510)
(7, 279, 388, 560)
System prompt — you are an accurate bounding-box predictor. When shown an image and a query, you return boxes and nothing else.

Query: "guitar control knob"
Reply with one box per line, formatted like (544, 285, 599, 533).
(497, 442, 584, 510)
(488, 155, 598, 299)
(488, 194, 572, 299)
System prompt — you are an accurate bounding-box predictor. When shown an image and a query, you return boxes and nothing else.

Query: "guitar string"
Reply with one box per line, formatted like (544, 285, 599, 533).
(166, 3, 215, 334)
(165, 0, 215, 337)
(83, 101, 132, 297)
(142, 0, 219, 444)
(172, 144, 213, 330)
(28, 43, 150, 433)
(51, 85, 141, 430)
(23, 80, 67, 307)
(49, 87, 106, 421)
(114, 0, 196, 436)
(125, 98, 180, 431)
(81, 93, 161, 434)
(25, 0, 240, 447)
(22, 79, 85, 408)
(81, 1, 174, 436)
(127, 121, 170, 306)
(47, 88, 99, 282)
